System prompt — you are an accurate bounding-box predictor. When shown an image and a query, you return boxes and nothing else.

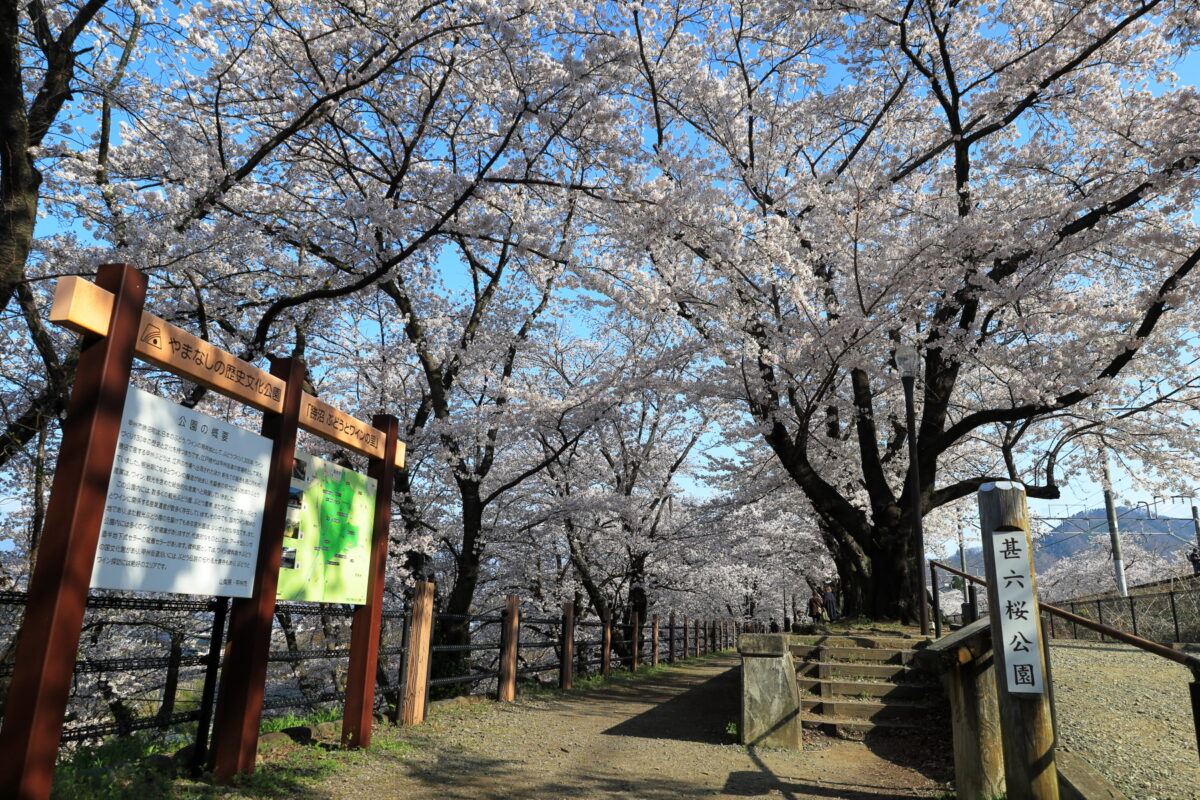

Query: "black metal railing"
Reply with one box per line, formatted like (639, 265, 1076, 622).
(0, 590, 409, 766)
(930, 559, 1200, 760)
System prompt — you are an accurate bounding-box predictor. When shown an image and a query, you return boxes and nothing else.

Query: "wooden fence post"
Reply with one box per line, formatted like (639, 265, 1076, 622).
(342, 414, 399, 748)
(208, 357, 306, 782)
(630, 611, 640, 672)
(682, 616, 689, 660)
(560, 601, 575, 690)
(668, 612, 676, 663)
(0, 264, 146, 800)
(601, 611, 612, 676)
(498, 595, 520, 701)
(652, 614, 660, 666)
(928, 620, 1006, 800)
(401, 582, 435, 724)
(979, 482, 1058, 800)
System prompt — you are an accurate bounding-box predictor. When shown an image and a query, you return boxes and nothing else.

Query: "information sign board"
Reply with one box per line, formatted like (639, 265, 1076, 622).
(90, 387, 271, 597)
(989, 528, 1045, 694)
(276, 451, 376, 604)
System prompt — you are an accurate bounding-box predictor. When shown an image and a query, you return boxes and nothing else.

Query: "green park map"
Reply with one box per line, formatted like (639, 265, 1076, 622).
(277, 451, 377, 604)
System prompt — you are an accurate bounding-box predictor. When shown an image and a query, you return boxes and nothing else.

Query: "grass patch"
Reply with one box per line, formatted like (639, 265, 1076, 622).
(259, 706, 342, 732)
(50, 707, 420, 800)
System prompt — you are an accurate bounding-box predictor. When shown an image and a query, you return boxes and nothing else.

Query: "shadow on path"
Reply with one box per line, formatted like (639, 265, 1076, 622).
(601, 661, 740, 745)
(720, 748, 938, 799)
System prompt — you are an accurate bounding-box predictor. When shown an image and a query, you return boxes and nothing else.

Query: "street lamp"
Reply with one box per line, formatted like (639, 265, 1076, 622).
(896, 344, 930, 636)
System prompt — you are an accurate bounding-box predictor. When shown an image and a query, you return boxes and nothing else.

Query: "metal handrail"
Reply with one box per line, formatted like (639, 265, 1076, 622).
(932, 558, 1200, 761)
(930, 560, 1200, 674)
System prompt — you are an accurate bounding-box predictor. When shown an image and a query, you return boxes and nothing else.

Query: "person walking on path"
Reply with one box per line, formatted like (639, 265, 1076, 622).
(822, 582, 840, 623)
(807, 590, 825, 622)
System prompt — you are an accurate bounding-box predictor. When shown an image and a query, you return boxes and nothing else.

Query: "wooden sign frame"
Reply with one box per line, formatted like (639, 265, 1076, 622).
(0, 267, 406, 799)
(50, 276, 405, 467)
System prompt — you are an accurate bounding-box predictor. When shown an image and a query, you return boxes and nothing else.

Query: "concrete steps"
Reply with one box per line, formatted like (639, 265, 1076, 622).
(790, 644, 914, 664)
(791, 632, 948, 738)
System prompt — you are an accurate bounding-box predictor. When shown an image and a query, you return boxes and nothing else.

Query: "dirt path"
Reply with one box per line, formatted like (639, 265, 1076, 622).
(316, 656, 952, 799)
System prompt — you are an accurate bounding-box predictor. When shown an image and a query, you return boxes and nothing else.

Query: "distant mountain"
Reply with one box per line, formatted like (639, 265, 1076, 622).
(944, 506, 1196, 578)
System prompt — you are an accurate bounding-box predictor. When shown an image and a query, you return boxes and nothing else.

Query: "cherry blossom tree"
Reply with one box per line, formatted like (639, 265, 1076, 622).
(582, 0, 1200, 620)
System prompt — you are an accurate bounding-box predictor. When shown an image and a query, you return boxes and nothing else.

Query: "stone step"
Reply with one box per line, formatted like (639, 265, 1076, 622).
(800, 715, 935, 735)
(802, 697, 944, 723)
(790, 644, 915, 664)
(795, 661, 926, 682)
(797, 678, 932, 700)
(789, 634, 923, 650)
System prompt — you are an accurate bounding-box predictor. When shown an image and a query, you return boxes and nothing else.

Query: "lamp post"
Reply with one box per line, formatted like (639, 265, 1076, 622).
(896, 344, 930, 636)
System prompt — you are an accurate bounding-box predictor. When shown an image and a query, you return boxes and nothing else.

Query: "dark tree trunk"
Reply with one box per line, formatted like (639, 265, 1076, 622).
(431, 482, 484, 689)
(818, 514, 920, 623)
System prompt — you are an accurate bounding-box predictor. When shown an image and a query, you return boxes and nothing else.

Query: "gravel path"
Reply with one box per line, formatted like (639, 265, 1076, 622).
(313, 655, 953, 799)
(1050, 640, 1199, 799)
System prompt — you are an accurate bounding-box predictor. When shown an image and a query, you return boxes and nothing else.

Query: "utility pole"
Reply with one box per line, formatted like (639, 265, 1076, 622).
(1101, 455, 1128, 597)
(1192, 503, 1200, 551)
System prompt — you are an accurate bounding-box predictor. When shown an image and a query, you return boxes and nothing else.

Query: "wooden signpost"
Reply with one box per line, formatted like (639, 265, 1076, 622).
(0, 268, 406, 799)
(978, 481, 1058, 800)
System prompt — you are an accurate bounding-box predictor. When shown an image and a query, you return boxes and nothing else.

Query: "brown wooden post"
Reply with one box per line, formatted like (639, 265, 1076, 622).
(0, 264, 147, 800)
(341, 414, 400, 748)
(560, 602, 574, 690)
(601, 611, 612, 676)
(693, 618, 700, 656)
(668, 612, 676, 663)
(630, 611, 640, 672)
(209, 357, 306, 781)
(681, 616, 689, 659)
(651, 614, 660, 666)
(498, 595, 520, 701)
(979, 482, 1058, 800)
(401, 582, 435, 724)
(942, 631, 1006, 800)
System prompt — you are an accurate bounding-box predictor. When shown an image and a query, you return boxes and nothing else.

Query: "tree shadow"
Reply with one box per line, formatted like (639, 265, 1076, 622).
(599, 663, 741, 744)
(721, 748, 938, 799)
(856, 725, 954, 786)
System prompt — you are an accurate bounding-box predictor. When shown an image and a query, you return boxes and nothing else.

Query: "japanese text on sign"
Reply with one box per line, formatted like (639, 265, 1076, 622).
(90, 387, 271, 597)
(990, 531, 1045, 693)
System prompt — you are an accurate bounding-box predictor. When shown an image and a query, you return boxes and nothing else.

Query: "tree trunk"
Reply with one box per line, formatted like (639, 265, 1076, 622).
(431, 482, 484, 691)
(0, 0, 39, 317)
(821, 515, 920, 623)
